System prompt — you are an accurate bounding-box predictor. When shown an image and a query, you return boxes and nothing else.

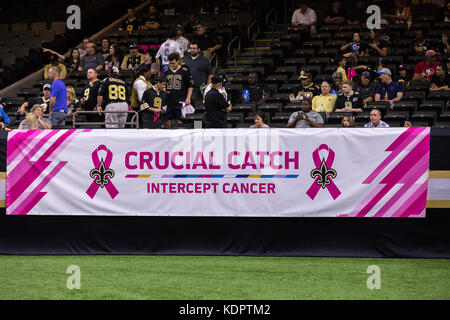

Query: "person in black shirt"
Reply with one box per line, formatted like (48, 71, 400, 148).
(365, 30, 388, 57)
(140, 76, 167, 129)
(184, 14, 200, 35)
(140, 5, 161, 30)
(324, 1, 347, 24)
(191, 23, 221, 60)
(81, 68, 104, 124)
(163, 53, 194, 128)
(97, 69, 129, 128)
(430, 64, 450, 91)
(118, 8, 140, 33)
(335, 80, 363, 113)
(396, 64, 411, 90)
(242, 72, 270, 105)
(19, 84, 51, 115)
(205, 76, 231, 128)
(289, 71, 320, 101)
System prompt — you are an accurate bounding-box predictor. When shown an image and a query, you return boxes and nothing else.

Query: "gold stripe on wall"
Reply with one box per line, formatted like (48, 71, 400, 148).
(427, 200, 450, 208)
(0, 200, 5, 208)
(428, 171, 450, 179)
(0, 172, 5, 180)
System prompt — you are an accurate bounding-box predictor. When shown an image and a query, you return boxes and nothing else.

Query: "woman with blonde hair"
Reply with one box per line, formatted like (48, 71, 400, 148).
(66, 86, 81, 116)
(18, 105, 52, 129)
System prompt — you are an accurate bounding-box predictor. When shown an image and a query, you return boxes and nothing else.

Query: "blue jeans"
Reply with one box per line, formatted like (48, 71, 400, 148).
(50, 111, 67, 126)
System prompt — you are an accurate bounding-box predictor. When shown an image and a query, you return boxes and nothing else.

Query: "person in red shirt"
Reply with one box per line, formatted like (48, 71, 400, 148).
(413, 50, 441, 81)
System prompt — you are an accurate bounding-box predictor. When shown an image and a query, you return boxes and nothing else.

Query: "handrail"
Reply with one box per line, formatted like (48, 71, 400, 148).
(265, 8, 277, 28)
(247, 20, 260, 42)
(72, 110, 139, 128)
(209, 52, 219, 73)
(227, 36, 241, 61)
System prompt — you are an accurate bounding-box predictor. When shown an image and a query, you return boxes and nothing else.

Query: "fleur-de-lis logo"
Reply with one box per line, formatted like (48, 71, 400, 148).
(310, 158, 337, 189)
(89, 159, 115, 188)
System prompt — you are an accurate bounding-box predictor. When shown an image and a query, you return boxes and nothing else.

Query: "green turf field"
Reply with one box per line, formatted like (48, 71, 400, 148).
(0, 255, 449, 299)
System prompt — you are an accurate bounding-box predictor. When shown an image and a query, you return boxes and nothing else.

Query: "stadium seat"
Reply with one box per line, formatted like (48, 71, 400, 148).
(30, 22, 47, 35)
(11, 23, 27, 33)
(384, 112, 409, 127)
(411, 111, 436, 125)
(271, 112, 292, 123)
(437, 112, 450, 122)
(403, 91, 426, 103)
(392, 101, 418, 113)
(257, 102, 283, 112)
(419, 101, 444, 113)
(283, 103, 302, 112)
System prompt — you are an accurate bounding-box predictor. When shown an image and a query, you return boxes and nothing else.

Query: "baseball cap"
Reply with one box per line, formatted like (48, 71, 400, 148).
(300, 97, 312, 105)
(216, 72, 227, 83)
(176, 24, 184, 31)
(377, 68, 392, 76)
(43, 84, 51, 90)
(129, 43, 138, 50)
(398, 64, 406, 71)
(298, 70, 311, 79)
(211, 76, 223, 84)
(425, 50, 437, 57)
(361, 71, 371, 78)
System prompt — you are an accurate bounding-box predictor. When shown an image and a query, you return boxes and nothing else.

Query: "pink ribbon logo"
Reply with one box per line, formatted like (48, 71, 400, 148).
(86, 145, 119, 199)
(306, 144, 341, 200)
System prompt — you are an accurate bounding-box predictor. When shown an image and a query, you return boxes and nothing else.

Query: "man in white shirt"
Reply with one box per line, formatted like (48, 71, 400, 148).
(156, 28, 184, 73)
(364, 109, 390, 128)
(291, 1, 317, 36)
(176, 25, 189, 54)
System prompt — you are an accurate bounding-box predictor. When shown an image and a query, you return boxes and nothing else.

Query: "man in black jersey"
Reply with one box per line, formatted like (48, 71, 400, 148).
(162, 52, 194, 129)
(97, 68, 129, 128)
(81, 68, 104, 124)
(139, 76, 167, 129)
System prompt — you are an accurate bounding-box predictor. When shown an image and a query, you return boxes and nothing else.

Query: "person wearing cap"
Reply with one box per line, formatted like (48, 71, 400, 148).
(287, 97, 324, 128)
(183, 41, 213, 106)
(78, 43, 104, 72)
(203, 73, 230, 110)
(48, 66, 68, 126)
(364, 109, 390, 128)
(397, 64, 411, 90)
(430, 64, 450, 91)
(312, 81, 337, 115)
(335, 80, 363, 113)
(289, 70, 320, 102)
(44, 54, 67, 80)
(19, 84, 51, 115)
(375, 68, 404, 106)
(176, 25, 189, 54)
(121, 44, 145, 71)
(156, 28, 184, 73)
(204, 76, 231, 128)
(413, 50, 441, 81)
(356, 71, 375, 107)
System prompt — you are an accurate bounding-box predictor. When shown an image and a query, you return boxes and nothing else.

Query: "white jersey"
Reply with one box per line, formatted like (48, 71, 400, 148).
(176, 36, 189, 53)
(203, 84, 230, 105)
(156, 39, 184, 65)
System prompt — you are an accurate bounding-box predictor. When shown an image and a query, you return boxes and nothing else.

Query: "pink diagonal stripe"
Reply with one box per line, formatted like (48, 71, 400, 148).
(363, 127, 427, 184)
(395, 184, 428, 218)
(7, 130, 42, 165)
(8, 161, 67, 215)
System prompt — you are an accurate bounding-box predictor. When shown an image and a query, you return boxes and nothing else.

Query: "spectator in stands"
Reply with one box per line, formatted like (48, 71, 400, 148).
(241, 72, 270, 105)
(140, 5, 161, 30)
(121, 44, 145, 71)
(42, 48, 65, 62)
(413, 50, 441, 81)
(48, 66, 68, 126)
(341, 115, 355, 127)
(250, 111, 270, 128)
(66, 48, 81, 74)
(119, 8, 141, 32)
(382, 0, 412, 29)
(445, 1, 450, 22)
(430, 64, 449, 91)
(66, 86, 81, 116)
(18, 104, 52, 129)
(375, 68, 404, 107)
(335, 80, 363, 113)
(0, 103, 10, 126)
(19, 84, 51, 115)
(105, 44, 122, 72)
(191, 23, 222, 60)
(204, 76, 232, 128)
(139, 75, 167, 129)
(184, 14, 199, 35)
(176, 25, 189, 54)
(100, 38, 110, 61)
(364, 109, 390, 128)
(365, 30, 388, 57)
(97, 68, 129, 128)
(287, 98, 324, 128)
(411, 29, 433, 55)
(336, 56, 348, 81)
(403, 119, 413, 127)
(324, 1, 348, 25)
(79, 43, 104, 71)
(347, 0, 368, 25)
(340, 33, 366, 61)
(397, 64, 411, 90)
(139, 52, 158, 77)
(156, 29, 184, 73)
(289, 70, 320, 101)
(203, 72, 231, 112)
(81, 69, 103, 124)
(436, 31, 450, 55)
(356, 71, 375, 107)
(44, 54, 67, 80)
(312, 81, 337, 115)
(291, 1, 317, 36)
(331, 72, 343, 96)
(78, 38, 90, 58)
(183, 42, 213, 106)
(131, 64, 153, 110)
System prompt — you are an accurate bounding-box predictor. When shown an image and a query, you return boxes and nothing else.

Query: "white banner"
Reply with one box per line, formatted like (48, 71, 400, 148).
(6, 127, 430, 217)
